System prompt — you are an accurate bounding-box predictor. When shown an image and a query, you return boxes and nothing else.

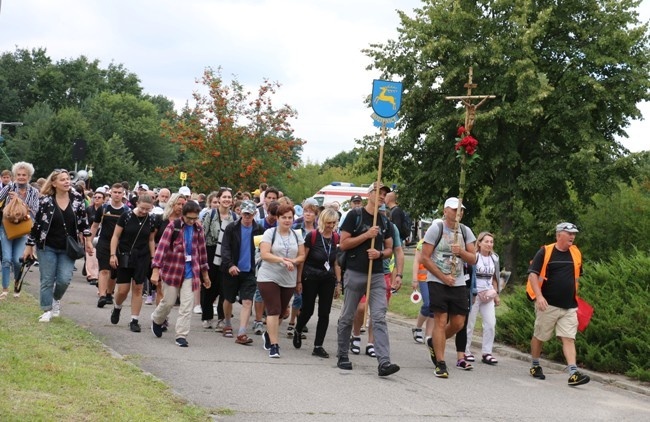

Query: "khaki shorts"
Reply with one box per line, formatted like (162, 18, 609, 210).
(533, 305, 578, 341)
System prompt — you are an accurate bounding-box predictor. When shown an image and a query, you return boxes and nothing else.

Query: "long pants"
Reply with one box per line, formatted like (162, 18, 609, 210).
(295, 271, 336, 347)
(0, 226, 27, 289)
(466, 297, 496, 355)
(337, 269, 391, 366)
(38, 245, 75, 311)
(85, 247, 99, 280)
(152, 278, 194, 339)
(201, 245, 224, 321)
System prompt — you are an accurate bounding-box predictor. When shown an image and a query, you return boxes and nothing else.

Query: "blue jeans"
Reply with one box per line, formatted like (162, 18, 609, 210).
(38, 245, 75, 311)
(0, 225, 27, 289)
(419, 281, 431, 317)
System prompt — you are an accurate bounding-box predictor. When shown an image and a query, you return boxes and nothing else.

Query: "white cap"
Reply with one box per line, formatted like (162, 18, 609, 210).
(139, 184, 149, 191)
(179, 186, 191, 196)
(95, 187, 106, 194)
(444, 197, 466, 210)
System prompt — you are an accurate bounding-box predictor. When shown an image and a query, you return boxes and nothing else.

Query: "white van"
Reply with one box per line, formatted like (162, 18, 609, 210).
(312, 182, 369, 207)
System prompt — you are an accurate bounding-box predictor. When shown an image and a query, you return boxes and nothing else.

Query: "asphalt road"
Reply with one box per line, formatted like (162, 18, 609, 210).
(21, 263, 650, 421)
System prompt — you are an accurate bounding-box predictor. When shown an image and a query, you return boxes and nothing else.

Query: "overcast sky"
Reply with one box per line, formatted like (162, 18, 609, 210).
(0, 0, 648, 163)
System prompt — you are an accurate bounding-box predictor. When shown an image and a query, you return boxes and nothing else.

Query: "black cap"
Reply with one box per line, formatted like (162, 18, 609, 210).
(350, 195, 362, 202)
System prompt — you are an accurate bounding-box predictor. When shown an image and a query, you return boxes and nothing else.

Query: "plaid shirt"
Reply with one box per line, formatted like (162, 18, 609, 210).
(152, 219, 209, 291)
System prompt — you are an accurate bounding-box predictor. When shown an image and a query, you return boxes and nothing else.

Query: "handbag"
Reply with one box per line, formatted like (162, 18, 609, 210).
(477, 288, 498, 303)
(118, 212, 147, 269)
(4, 215, 33, 240)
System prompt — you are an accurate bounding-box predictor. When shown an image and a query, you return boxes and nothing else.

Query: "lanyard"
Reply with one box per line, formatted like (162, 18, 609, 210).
(320, 232, 332, 260)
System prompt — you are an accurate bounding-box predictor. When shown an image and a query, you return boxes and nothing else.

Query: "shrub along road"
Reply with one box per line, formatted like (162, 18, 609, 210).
(22, 264, 650, 421)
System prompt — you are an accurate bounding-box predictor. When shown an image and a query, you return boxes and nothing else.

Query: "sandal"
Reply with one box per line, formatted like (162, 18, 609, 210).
(482, 354, 498, 365)
(456, 359, 473, 370)
(365, 344, 376, 358)
(464, 353, 475, 362)
(0, 292, 8, 300)
(223, 327, 233, 338)
(350, 336, 361, 354)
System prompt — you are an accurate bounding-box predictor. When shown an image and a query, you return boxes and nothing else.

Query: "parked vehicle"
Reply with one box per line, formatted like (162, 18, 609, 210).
(311, 182, 369, 207)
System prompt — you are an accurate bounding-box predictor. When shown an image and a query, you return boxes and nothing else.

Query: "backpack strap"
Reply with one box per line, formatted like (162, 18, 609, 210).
(169, 218, 183, 246)
(310, 229, 318, 247)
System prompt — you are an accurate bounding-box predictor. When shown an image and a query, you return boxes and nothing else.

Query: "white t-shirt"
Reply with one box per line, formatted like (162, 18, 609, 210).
(257, 227, 304, 287)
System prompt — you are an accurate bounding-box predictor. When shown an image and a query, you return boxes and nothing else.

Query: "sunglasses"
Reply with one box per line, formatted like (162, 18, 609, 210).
(94, 195, 104, 199)
(558, 223, 578, 230)
(220, 187, 232, 191)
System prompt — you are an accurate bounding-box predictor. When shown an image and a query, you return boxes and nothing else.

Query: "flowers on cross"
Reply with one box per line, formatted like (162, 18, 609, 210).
(454, 126, 479, 162)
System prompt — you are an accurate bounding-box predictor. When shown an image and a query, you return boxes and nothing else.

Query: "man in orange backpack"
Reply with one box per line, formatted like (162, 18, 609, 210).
(527, 222, 590, 386)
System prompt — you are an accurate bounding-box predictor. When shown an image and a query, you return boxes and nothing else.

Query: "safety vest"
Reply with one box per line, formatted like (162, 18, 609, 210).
(526, 243, 581, 300)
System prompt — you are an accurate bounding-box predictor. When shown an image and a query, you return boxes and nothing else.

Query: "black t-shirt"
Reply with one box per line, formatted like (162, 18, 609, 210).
(117, 212, 154, 254)
(340, 207, 392, 274)
(95, 204, 129, 242)
(303, 230, 337, 278)
(528, 246, 581, 309)
(46, 203, 76, 250)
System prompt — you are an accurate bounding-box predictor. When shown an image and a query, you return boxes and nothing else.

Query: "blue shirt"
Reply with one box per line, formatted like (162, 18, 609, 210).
(238, 224, 253, 272)
(184, 224, 194, 279)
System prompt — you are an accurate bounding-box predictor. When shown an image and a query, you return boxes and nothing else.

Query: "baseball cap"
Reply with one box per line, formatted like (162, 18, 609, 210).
(303, 197, 319, 207)
(241, 200, 257, 215)
(95, 186, 106, 194)
(139, 184, 149, 191)
(367, 182, 391, 194)
(444, 197, 466, 209)
(556, 222, 579, 233)
(350, 195, 362, 202)
(179, 186, 191, 196)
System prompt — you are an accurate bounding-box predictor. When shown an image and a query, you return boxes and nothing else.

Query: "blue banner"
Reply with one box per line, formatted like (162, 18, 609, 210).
(371, 79, 402, 128)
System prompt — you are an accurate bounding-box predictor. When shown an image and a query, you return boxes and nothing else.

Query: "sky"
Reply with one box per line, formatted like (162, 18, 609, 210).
(0, 0, 648, 163)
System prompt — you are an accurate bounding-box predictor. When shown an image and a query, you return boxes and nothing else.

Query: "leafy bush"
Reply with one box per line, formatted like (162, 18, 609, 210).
(497, 250, 650, 381)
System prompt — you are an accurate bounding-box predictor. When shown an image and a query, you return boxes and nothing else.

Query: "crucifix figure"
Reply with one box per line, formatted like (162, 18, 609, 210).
(445, 67, 495, 134)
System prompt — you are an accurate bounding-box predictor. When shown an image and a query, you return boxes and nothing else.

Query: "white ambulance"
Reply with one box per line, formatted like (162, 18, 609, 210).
(311, 182, 369, 207)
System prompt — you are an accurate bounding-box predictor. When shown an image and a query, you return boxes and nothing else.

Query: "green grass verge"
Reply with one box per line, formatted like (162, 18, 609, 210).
(0, 295, 210, 421)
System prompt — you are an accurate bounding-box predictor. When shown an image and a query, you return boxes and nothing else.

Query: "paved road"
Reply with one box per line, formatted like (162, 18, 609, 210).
(22, 264, 650, 421)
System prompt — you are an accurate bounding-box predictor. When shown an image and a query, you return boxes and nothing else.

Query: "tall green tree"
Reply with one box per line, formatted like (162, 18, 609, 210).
(363, 0, 650, 277)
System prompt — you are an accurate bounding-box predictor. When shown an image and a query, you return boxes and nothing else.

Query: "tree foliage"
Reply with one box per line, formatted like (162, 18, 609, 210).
(158, 68, 304, 193)
(362, 0, 650, 277)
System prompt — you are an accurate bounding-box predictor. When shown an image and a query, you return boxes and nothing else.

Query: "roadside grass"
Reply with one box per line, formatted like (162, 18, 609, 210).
(0, 295, 210, 421)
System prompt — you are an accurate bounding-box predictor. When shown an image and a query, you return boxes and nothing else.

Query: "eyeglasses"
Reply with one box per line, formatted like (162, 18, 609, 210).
(184, 216, 199, 222)
(94, 195, 104, 199)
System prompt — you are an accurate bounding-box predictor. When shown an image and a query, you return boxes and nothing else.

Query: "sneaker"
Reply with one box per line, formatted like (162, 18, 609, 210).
(337, 356, 353, 370)
(38, 311, 52, 322)
(97, 296, 107, 308)
(412, 327, 424, 343)
(235, 334, 253, 345)
(456, 359, 473, 370)
(253, 320, 264, 335)
(151, 320, 163, 338)
(110, 307, 121, 325)
(161, 319, 168, 332)
(568, 371, 590, 386)
(144, 295, 153, 305)
(215, 319, 225, 332)
(378, 362, 400, 377)
(262, 331, 271, 351)
(129, 319, 141, 332)
(286, 324, 295, 337)
(434, 361, 449, 378)
(193, 305, 202, 314)
(302, 326, 309, 333)
(88, 278, 98, 286)
(51, 300, 61, 318)
(426, 337, 437, 366)
(269, 343, 280, 358)
(175, 337, 189, 347)
(292, 329, 302, 349)
(105, 294, 113, 305)
(202, 319, 214, 329)
(312, 347, 329, 358)
(530, 365, 546, 380)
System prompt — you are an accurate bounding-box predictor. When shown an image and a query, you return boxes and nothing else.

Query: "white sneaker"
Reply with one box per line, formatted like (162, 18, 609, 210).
(52, 300, 61, 317)
(193, 305, 202, 314)
(202, 319, 213, 329)
(214, 319, 225, 332)
(39, 311, 52, 322)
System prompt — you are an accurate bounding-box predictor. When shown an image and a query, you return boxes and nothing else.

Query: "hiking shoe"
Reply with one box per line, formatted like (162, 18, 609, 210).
(110, 307, 121, 325)
(434, 361, 449, 378)
(412, 327, 424, 343)
(530, 365, 546, 380)
(262, 331, 271, 351)
(337, 356, 352, 370)
(97, 296, 107, 308)
(129, 319, 141, 333)
(51, 300, 61, 318)
(456, 359, 473, 370)
(253, 320, 264, 335)
(105, 294, 114, 305)
(202, 319, 213, 329)
(38, 311, 52, 322)
(568, 371, 590, 386)
(235, 334, 253, 345)
(151, 320, 163, 338)
(215, 319, 225, 332)
(312, 347, 329, 358)
(269, 344, 280, 358)
(426, 337, 437, 366)
(378, 362, 400, 377)
(175, 337, 189, 347)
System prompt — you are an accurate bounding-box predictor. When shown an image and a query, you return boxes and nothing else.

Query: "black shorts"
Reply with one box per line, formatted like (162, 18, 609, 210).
(95, 240, 117, 278)
(116, 268, 145, 285)
(428, 282, 469, 316)
(222, 271, 257, 303)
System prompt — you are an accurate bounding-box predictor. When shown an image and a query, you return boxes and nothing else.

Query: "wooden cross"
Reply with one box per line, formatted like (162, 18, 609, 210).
(445, 67, 496, 134)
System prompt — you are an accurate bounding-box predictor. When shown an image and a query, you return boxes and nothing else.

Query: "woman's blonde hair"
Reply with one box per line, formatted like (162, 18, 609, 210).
(40, 169, 69, 196)
(163, 193, 186, 220)
(475, 231, 495, 254)
(317, 208, 339, 232)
